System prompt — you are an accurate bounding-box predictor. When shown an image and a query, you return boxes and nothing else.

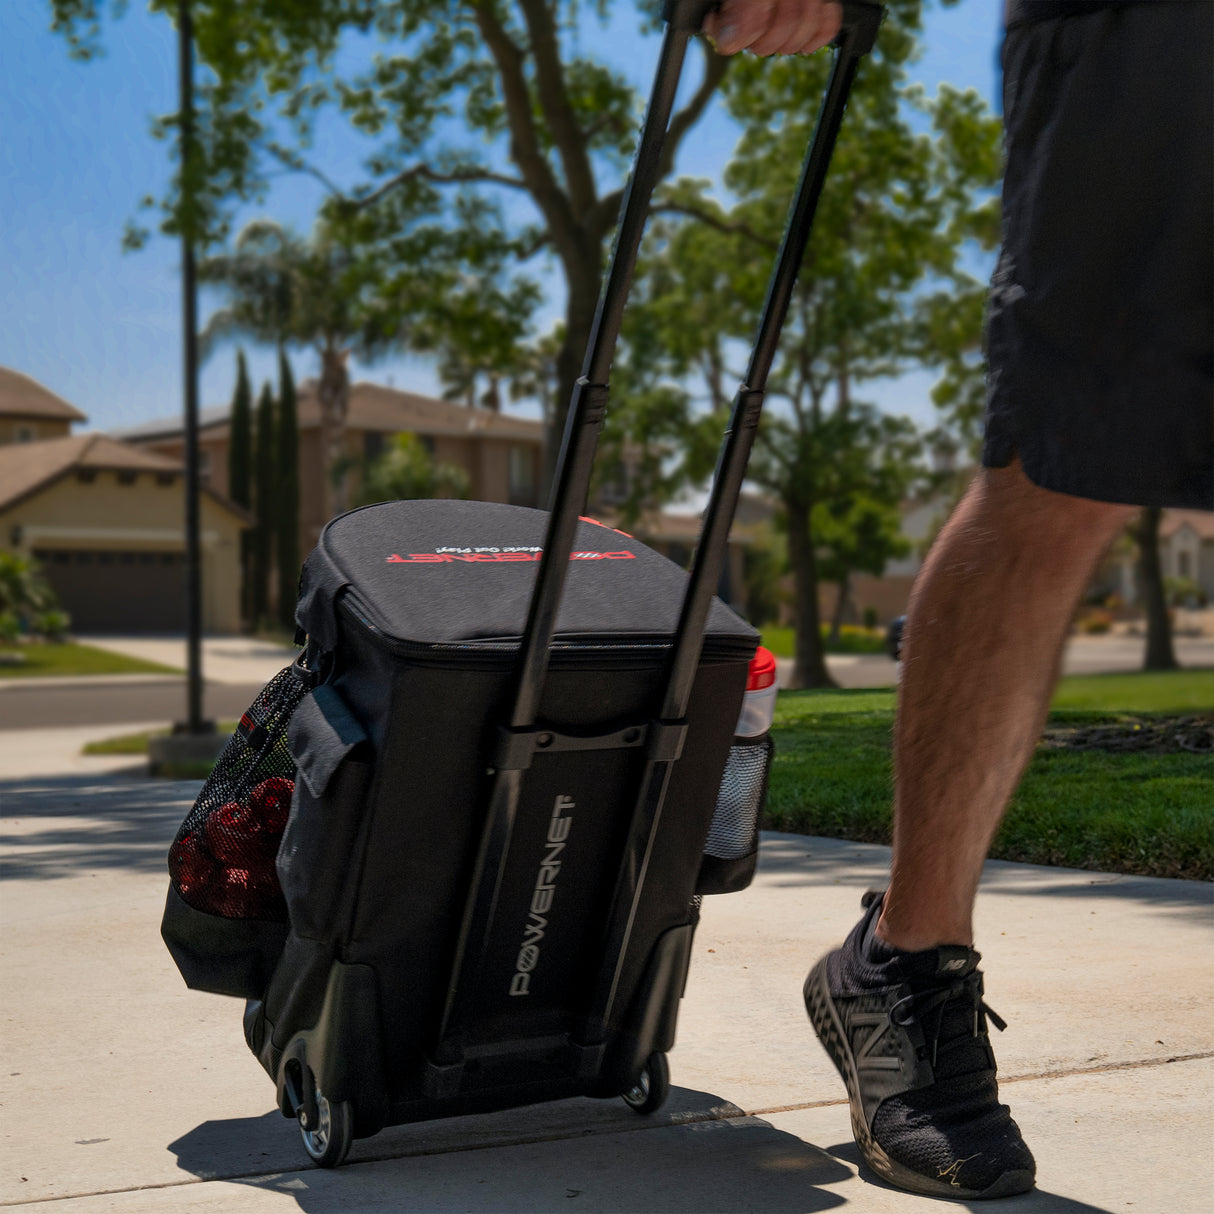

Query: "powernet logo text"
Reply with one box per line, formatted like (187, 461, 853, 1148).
(509, 794, 575, 997)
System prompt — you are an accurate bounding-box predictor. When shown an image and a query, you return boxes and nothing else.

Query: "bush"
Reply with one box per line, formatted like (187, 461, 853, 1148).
(1164, 576, 1204, 608)
(828, 625, 887, 653)
(0, 611, 19, 644)
(1077, 609, 1113, 635)
(0, 552, 69, 641)
(34, 610, 72, 642)
(862, 606, 879, 630)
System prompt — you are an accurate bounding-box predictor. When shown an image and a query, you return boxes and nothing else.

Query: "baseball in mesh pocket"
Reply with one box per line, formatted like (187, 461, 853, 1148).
(167, 666, 307, 922)
(704, 735, 773, 862)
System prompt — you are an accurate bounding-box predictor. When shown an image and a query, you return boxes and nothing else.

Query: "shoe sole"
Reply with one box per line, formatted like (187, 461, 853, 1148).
(803, 959, 1034, 1201)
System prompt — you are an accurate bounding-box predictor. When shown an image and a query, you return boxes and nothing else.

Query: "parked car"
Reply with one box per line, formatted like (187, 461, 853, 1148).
(886, 614, 906, 662)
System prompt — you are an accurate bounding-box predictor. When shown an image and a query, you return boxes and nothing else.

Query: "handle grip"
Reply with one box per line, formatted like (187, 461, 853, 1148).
(663, 0, 882, 51)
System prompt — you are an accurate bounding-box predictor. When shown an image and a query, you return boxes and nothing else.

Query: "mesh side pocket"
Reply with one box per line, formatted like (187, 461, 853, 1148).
(167, 665, 307, 922)
(697, 734, 773, 895)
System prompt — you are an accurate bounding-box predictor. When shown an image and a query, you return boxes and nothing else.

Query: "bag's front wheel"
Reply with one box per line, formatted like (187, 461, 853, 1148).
(299, 1086, 353, 1168)
(622, 1051, 669, 1115)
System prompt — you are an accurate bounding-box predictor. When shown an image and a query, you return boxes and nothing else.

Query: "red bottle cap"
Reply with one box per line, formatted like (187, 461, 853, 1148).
(746, 646, 777, 691)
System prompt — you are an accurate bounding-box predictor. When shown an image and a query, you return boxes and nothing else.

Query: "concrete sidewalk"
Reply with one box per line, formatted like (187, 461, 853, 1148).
(1, 751, 1211, 1211)
(75, 636, 302, 687)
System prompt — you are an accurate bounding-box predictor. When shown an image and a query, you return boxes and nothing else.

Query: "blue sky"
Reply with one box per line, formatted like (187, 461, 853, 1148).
(0, 1, 1001, 435)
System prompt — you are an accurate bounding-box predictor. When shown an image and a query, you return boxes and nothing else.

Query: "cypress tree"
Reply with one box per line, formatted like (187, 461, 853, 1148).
(227, 350, 252, 508)
(252, 381, 276, 626)
(276, 350, 301, 630)
(227, 351, 253, 627)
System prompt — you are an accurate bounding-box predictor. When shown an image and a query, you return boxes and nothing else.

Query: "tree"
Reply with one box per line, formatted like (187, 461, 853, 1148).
(227, 349, 253, 507)
(200, 219, 397, 521)
(354, 433, 470, 505)
(252, 380, 277, 624)
(276, 350, 301, 629)
(1135, 507, 1178, 671)
(51, 0, 734, 491)
(616, 1, 1000, 686)
(226, 349, 254, 624)
(0, 552, 65, 640)
(813, 447, 915, 641)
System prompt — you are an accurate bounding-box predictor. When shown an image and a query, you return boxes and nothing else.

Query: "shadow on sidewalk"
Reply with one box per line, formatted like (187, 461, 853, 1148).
(166, 1101, 1119, 1213)
(0, 773, 198, 880)
(818, 1140, 1116, 1213)
(168, 1096, 854, 1213)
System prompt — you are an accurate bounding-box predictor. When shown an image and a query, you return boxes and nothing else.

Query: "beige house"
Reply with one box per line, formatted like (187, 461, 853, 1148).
(118, 378, 546, 555)
(0, 367, 88, 444)
(0, 433, 249, 633)
(1097, 508, 1214, 606)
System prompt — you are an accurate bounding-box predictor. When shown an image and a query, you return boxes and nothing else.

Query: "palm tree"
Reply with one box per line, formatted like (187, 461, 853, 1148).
(199, 220, 399, 521)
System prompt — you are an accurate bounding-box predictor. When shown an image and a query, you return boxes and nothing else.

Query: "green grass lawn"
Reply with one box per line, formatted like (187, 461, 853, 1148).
(766, 669, 1213, 880)
(760, 624, 887, 657)
(0, 642, 181, 678)
(84, 720, 239, 755)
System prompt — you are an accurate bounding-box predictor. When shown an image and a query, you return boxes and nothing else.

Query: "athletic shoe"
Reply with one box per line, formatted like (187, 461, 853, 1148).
(804, 891, 1035, 1199)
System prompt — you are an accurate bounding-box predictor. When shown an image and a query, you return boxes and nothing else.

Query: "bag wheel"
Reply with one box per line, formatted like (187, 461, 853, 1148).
(622, 1051, 669, 1115)
(299, 1086, 353, 1168)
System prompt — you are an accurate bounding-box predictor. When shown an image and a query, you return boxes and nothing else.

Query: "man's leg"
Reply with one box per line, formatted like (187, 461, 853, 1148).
(803, 459, 1135, 1200)
(877, 459, 1135, 952)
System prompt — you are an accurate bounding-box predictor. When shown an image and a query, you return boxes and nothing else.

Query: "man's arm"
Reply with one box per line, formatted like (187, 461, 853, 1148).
(703, 0, 842, 56)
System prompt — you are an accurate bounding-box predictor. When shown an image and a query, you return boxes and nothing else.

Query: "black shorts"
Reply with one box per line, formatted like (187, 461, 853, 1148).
(983, 1, 1213, 509)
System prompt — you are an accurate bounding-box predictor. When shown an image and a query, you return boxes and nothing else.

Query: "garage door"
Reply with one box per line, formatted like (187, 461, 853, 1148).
(34, 549, 187, 633)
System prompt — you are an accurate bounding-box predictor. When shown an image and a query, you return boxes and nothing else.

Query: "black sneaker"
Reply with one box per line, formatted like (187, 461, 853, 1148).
(804, 891, 1035, 1200)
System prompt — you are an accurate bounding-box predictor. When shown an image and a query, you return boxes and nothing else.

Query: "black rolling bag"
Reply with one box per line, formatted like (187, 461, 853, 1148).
(161, 0, 881, 1168)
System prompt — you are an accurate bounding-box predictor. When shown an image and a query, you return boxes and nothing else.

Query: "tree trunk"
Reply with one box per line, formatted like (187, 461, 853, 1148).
(1137, 506, 1177, 670)
(786, 501, 836, 689)
(542, 253, 604, 502)
(828, 571, 851, 644)
(317, 344, 351, 519)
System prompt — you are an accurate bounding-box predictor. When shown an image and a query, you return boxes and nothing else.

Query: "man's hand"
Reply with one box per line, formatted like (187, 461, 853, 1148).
(703, 0, 843, 57)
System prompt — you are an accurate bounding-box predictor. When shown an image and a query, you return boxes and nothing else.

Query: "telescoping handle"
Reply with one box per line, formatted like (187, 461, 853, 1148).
(514, 0, 882, 736)
(579, 0, 883, 1046)
(432, 0, 883, 1069)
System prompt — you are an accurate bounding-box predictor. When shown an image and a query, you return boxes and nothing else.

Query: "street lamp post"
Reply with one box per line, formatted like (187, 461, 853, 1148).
(178, 0, 207, 735)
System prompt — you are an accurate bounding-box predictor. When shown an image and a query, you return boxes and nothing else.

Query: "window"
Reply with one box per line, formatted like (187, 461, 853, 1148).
(156, 472, 175, 487)
(508, 445, 537, 507)
(364, 431, 386, 464)
(117, 471, 138, 486)
(16, 425, 34, 442)
(1178, 552, 1191, 578)
(76, 469, 97, 485)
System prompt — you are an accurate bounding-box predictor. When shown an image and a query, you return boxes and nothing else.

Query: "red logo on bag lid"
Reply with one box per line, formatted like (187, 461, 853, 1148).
(747, 646, 777, 691)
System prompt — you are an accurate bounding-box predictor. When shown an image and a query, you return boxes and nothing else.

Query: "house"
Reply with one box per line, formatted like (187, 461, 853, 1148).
(0, 367, 88, 444)
(117, 379, 546, 555)
(609, 507, 750, 617)
(1160, 510, 1214, 601)
(1095, 508, 1214, 606)
(0, 432, 249, 633)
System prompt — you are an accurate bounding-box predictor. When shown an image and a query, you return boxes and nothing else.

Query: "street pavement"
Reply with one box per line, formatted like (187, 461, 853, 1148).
(1, 709, 1212, 1211)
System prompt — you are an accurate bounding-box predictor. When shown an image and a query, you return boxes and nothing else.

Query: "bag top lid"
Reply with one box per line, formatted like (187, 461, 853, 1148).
(297, 499, 757, 651)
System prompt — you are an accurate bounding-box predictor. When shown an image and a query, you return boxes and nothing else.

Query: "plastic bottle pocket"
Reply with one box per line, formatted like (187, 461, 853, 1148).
(696, 734, 774, 896)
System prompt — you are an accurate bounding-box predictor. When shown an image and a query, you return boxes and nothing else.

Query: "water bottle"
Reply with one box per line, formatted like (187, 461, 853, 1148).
(735, 645, 778, 738)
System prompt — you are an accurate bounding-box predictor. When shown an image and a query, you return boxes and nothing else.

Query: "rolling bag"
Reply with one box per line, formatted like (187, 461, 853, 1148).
(161, 0, 882, 1168)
